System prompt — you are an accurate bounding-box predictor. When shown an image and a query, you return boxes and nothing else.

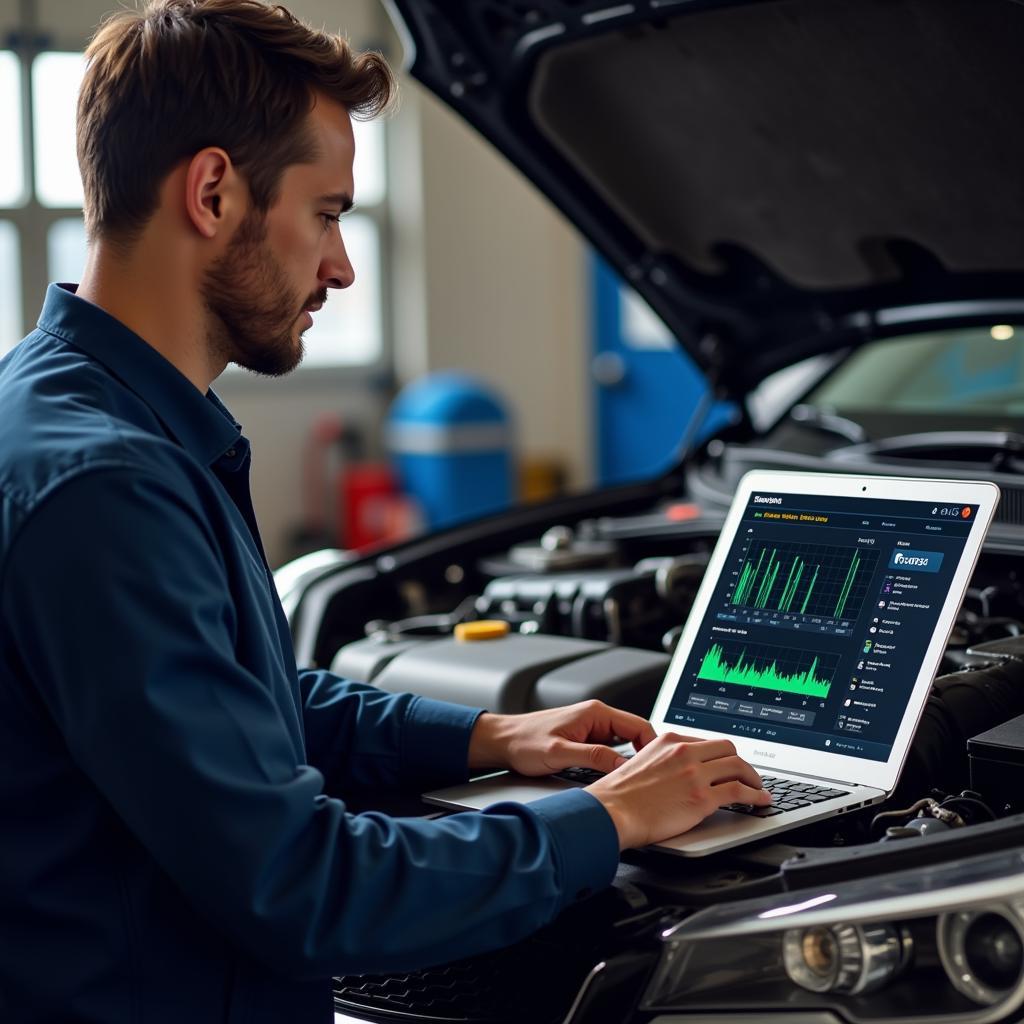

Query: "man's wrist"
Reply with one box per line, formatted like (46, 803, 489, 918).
(586, 789, 636, 851)
(467, 712, 515, 771)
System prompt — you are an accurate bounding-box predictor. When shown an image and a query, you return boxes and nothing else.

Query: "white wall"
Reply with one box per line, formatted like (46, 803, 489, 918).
(412, 85, 589, 492)
(1, 0, 592, 566)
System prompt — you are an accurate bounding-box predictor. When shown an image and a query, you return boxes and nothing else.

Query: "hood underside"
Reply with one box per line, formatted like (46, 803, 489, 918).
(385, 0, 1024, 395)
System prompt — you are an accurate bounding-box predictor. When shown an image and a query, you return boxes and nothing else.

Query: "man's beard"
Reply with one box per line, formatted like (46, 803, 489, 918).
(201, 208, 322, 377)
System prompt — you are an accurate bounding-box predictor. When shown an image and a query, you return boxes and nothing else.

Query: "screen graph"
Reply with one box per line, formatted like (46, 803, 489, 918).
(697, 640, 839, 699)
(730, 540, 878, 621)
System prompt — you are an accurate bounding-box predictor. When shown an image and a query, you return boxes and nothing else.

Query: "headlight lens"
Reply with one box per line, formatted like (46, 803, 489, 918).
(938, 909, 1024, 1006)
(783, 923, 907, 995)
(784, 926, 841, 991)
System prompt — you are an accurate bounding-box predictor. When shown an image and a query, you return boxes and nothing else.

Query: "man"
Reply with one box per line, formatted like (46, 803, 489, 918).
(0, 2, 770, 1021)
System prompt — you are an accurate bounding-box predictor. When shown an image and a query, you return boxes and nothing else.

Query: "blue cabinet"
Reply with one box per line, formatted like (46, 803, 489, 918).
(590, 255, 734, 485)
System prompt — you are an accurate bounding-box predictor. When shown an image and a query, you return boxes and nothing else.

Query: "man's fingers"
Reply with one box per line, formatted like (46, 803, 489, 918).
(704, 754, 764, 791)
(600, 705, 657, 749)
(580, 743, 628, 774)
(714, 779, 773, 806)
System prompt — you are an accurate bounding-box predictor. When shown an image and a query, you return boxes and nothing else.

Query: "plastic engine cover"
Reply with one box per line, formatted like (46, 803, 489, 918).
(331, 634, 669, 715)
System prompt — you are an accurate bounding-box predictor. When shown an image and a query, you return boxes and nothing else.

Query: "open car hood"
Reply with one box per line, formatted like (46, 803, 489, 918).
(384, 0, 1024, 397)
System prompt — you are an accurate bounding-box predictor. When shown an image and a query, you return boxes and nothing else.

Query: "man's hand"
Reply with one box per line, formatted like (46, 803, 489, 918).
(467, 700, 656, 776)
(586, 733, 771, 850)
(466, 701, 770, 851)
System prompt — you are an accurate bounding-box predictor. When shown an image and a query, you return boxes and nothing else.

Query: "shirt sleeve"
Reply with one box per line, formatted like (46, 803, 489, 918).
(1, 466, 620, 978)
(298, 669, 487, 793)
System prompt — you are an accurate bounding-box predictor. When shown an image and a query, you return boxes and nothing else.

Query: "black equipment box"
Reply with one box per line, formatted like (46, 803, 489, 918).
(968, 713, 1024, 815)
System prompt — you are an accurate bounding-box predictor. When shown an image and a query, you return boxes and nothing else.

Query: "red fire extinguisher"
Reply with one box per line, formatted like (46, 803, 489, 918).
(300, 414, 418, 553)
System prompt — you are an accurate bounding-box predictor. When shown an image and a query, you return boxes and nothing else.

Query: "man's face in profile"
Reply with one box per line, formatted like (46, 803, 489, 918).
(201, 94, 356, 377)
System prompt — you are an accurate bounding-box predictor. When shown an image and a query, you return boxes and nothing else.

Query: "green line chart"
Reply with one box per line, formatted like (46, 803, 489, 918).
(697, 641, 838, 699)
(730, 540, 879, 621)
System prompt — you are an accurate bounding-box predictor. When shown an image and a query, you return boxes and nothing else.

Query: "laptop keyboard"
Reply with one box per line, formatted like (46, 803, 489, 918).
(552, 768, 849, 818)
(724, 775, 850, 818)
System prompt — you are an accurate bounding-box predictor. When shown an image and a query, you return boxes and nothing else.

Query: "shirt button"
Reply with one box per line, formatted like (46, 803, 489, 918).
(226, 448, 237, 458)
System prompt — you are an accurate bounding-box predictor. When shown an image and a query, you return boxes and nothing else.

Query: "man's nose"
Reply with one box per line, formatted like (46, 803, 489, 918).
(321, 227, 355, 290)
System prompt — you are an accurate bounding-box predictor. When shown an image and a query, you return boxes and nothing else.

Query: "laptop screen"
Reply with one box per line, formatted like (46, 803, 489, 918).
(665, 490, 981, 762)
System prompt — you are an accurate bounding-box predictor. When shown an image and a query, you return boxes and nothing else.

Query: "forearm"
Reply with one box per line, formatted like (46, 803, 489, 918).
(209, 787, 619, 977)
(302, 670, 485, 791)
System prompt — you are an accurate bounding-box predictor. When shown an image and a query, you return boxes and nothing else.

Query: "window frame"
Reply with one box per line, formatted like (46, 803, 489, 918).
(1, 36, 66, 348)
(1, 36, 394, 385)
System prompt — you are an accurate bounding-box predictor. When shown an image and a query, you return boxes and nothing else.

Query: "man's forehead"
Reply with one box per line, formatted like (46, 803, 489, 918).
(309, 93, 355, 152)
(279, 158, 352, 200)
(302, 96, 355, 189)
(278, 103, 352, 197)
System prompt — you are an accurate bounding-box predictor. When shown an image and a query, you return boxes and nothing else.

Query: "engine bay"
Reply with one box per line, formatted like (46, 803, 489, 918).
(288, 472, 1024, 1023)
(297, 488, 1024, 849)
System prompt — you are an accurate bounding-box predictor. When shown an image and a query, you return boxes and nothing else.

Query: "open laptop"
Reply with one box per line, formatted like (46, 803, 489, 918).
(425, 471, 1000, 856)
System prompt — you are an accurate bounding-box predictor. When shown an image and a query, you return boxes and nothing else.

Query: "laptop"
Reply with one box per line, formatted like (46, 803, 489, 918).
(425, 471, 999, 856)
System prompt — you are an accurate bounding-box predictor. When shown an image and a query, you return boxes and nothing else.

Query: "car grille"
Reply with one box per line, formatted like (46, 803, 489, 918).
(331, 888, 670, 1023)
(996, 487, 1024, 527)
(333, 939, 591, 1023)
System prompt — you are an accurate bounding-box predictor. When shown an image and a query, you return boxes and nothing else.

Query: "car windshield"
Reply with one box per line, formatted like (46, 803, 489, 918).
(805, 326, 1024, 421)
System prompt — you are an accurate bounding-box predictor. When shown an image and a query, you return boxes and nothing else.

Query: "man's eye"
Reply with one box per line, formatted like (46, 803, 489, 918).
(320, 213, 342, 229)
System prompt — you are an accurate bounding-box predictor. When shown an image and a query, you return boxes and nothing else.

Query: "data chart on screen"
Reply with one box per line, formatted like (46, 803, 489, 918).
(725, 538, 880, 636)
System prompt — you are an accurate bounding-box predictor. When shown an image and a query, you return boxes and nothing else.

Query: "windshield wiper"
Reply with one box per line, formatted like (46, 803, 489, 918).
(788, 404, 868, 444)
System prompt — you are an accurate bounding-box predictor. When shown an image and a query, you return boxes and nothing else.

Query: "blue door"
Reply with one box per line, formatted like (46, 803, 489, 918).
(591, 254, 734, 485)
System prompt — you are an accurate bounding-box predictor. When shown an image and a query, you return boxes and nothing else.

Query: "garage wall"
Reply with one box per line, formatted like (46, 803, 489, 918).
(0, 0, 591, 567)
(412, 86, 590, 494)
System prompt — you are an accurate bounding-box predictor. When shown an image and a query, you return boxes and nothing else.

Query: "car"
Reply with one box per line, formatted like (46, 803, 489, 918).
(277, 1, 1024, 1021)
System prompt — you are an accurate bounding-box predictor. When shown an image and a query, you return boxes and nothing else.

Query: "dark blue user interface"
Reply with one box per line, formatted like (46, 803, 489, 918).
(666, 491, 979, 762)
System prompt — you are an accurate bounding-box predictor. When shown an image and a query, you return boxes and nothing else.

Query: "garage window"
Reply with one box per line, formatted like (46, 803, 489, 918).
(0, 51, 23, 207)
(0, 221, 21, 353)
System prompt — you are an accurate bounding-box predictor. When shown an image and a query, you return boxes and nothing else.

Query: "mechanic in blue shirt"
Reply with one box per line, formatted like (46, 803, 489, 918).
(0, 2, 769, 1021)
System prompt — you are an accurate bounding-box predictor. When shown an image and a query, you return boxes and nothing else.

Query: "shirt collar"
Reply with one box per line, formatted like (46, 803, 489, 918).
(37, 283, 242, 466)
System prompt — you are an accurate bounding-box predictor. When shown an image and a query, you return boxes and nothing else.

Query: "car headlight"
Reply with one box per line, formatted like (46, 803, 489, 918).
(782, 922, 907, 995)
(641, 847, 1024, 1021)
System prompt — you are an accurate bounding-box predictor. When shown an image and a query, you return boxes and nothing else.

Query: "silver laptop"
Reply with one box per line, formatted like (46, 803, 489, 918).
(425, 471, 999, 857)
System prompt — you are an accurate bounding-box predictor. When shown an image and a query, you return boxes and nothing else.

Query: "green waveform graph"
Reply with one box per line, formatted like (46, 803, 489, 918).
(730, 540, 879, 621)
(697, 641, 837, 699)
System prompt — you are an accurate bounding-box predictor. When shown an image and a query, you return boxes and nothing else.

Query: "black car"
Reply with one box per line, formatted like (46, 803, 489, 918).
(277, 2, 1024, 1021)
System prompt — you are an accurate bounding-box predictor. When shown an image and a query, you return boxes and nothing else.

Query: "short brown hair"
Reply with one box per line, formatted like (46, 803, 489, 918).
(78, 0, 395, 242)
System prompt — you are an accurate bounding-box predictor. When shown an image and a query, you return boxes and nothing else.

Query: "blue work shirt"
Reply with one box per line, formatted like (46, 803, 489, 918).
(0, 284, 619, 1024)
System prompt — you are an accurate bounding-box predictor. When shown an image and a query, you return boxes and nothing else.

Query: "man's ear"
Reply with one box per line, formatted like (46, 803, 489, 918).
(184, 147, 243, 239)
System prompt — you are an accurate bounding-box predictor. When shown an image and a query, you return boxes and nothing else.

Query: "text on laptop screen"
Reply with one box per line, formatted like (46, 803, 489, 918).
(666, 491, 980, 762)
